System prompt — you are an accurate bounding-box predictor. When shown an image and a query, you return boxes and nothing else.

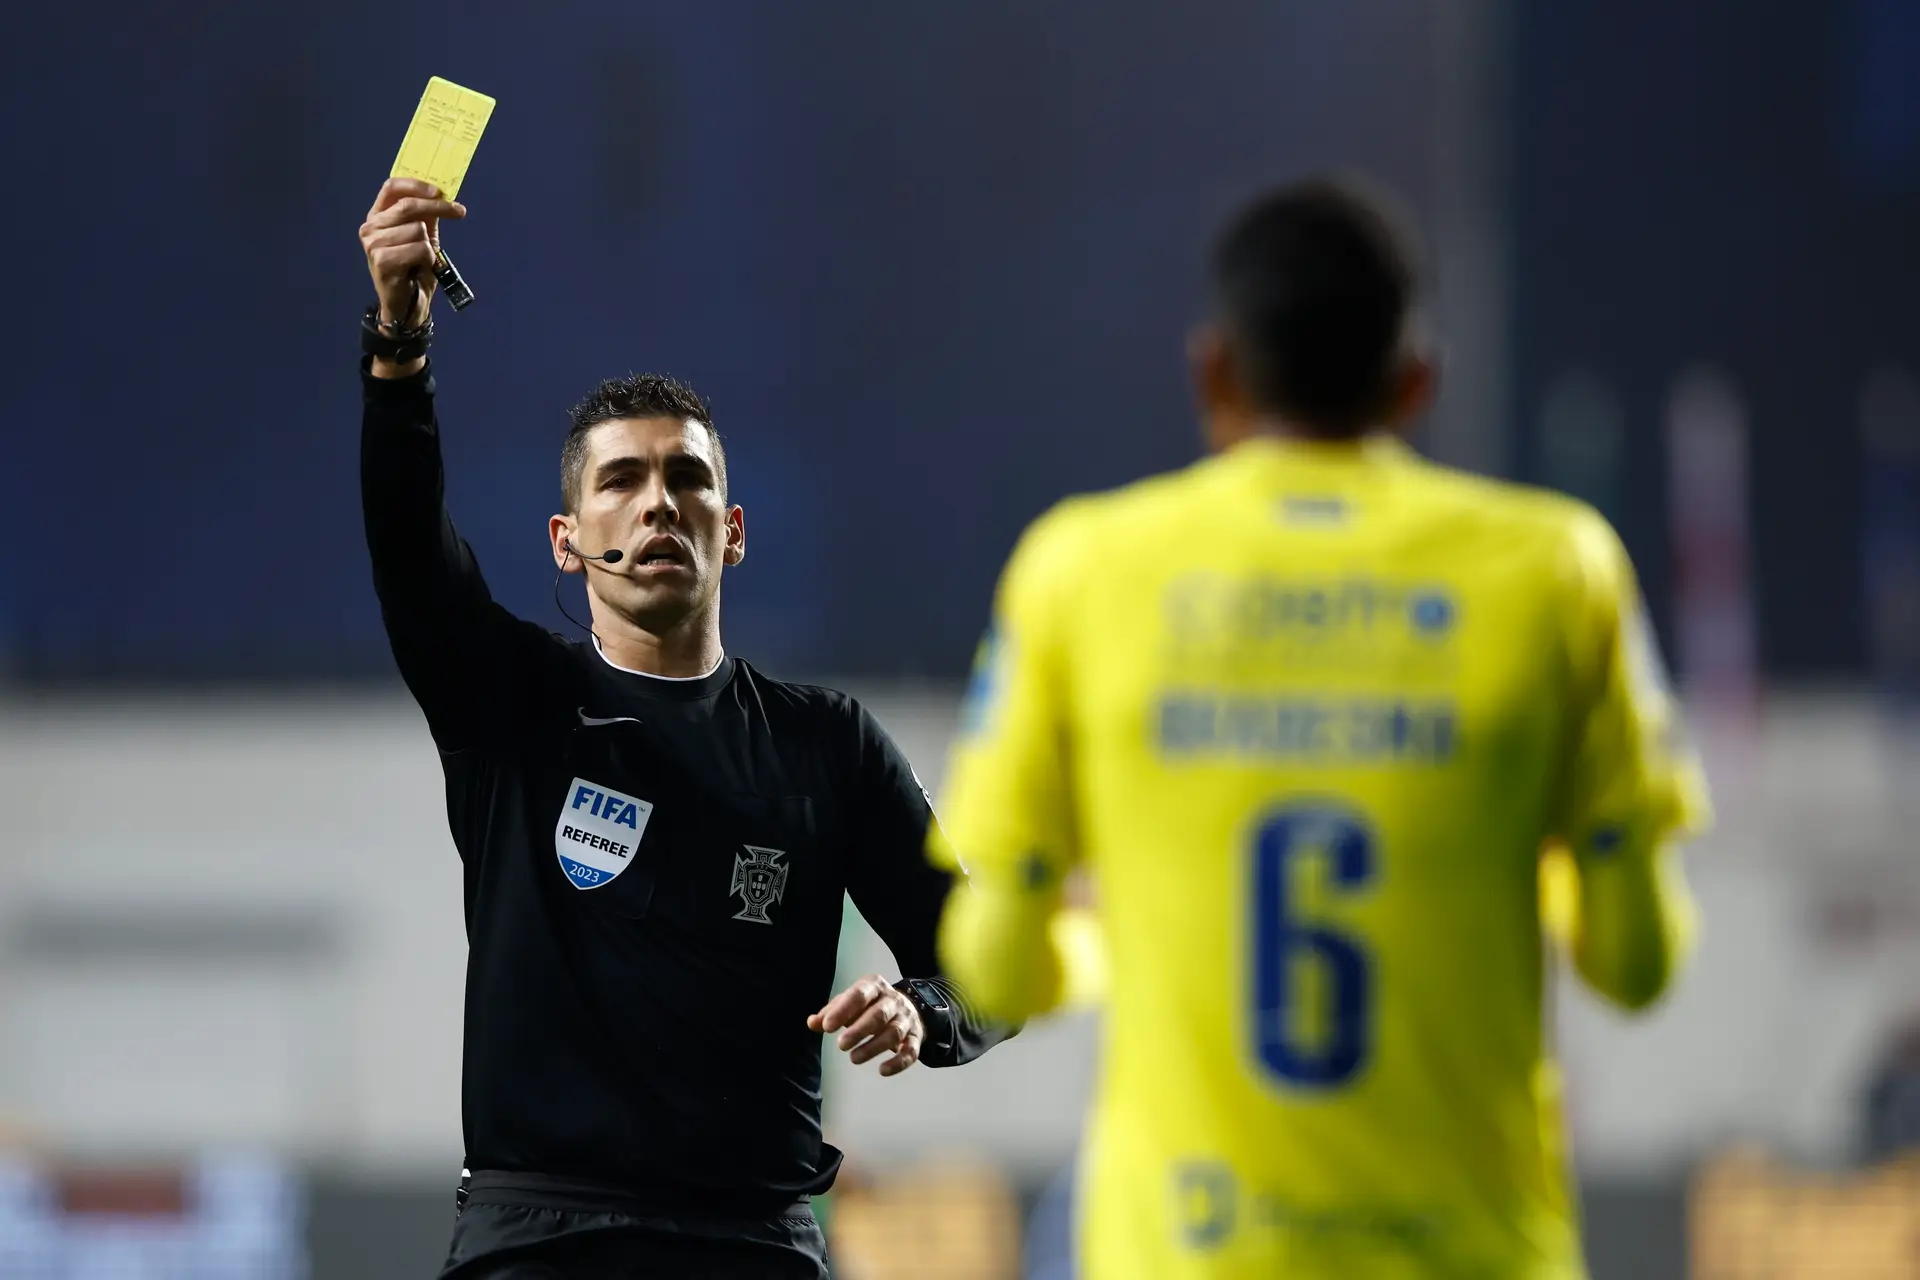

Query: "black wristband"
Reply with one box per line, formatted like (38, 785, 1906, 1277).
(361, 305, 434, 362)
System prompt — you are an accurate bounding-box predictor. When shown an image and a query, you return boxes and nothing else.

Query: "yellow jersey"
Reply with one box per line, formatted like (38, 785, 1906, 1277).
(934, 435, 1710, 1279)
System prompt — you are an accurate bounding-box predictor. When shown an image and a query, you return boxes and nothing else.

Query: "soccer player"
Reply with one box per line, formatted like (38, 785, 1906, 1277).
(355, 177, 1006, 1279)
(935, 178, 1709, 1279)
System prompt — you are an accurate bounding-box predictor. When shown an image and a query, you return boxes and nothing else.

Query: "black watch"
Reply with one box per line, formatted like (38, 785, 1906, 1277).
(894, 978, 955, 1053)
(894, 977, 951, 1017)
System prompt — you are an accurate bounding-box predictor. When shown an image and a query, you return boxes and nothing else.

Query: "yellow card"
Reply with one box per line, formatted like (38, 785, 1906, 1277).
(390, 76, 495, 202)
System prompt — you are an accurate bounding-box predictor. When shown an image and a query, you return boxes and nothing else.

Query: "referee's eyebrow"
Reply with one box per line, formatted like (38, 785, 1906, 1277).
(593, 452, 717, 487)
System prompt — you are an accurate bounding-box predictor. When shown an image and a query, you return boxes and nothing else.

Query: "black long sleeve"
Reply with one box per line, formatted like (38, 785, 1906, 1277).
(843, 704, 1013, 1067)
(360, 359, 575, 751)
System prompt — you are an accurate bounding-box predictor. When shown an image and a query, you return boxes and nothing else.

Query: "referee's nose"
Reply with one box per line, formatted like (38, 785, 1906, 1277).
(639, 469, 679, 526)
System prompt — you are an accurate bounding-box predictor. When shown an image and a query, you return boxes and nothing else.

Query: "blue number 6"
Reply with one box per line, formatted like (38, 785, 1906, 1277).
(1250, 802, 1377, 1088)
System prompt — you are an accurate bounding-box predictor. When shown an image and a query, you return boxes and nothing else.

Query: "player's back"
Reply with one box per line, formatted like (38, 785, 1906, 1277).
(1051, 435, 1617, 1279)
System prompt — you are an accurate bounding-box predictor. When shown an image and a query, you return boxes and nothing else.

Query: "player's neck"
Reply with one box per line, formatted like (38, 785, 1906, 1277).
(589, 602, 726, 679)
(1212, 417, 1393, 456)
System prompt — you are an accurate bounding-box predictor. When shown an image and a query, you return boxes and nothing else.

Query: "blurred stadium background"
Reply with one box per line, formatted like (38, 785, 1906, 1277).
(4, 1, 1920, 1276)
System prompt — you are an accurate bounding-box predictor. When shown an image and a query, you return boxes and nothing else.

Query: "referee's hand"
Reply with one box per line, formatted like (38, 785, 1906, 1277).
(359, 177, 467, 330)
(809, 975, 924, 1078)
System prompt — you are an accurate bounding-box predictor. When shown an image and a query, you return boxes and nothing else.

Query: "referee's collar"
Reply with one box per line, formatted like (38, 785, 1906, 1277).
(591, 635, 732, 696)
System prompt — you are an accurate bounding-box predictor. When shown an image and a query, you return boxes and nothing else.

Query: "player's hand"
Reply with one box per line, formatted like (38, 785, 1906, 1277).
(359, 177, 466, 328)
(809, 975, 924, 1078)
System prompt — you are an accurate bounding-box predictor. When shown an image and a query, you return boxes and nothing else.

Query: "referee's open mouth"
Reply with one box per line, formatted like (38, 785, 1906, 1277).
(632, 534, 693, 577)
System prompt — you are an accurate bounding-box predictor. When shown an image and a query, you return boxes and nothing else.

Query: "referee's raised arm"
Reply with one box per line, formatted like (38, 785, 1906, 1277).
(356, 178, 570, 750)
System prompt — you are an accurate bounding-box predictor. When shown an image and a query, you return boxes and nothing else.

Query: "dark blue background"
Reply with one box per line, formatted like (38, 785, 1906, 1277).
(2, 1, 1911, 681)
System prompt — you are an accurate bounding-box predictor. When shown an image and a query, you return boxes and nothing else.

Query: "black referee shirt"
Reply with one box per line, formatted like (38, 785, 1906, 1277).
(360, 362, 1003, 1210)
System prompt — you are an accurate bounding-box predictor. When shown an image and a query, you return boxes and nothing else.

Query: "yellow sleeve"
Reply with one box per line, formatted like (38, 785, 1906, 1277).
(1551, 511, 1711, 1010)
(933, 502, 1089, 1023)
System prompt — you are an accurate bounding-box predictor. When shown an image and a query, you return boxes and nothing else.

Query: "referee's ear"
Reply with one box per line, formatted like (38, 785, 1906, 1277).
(548, 514, 585, 573)
(721, 504, 746, 567)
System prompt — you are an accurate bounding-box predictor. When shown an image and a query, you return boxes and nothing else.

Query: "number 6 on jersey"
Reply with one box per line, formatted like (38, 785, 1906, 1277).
(1250, 801, 1378, 1088)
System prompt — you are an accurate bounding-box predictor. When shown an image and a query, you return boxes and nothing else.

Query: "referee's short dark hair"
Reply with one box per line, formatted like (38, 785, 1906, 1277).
(562, 374, 727, 511)
(1211, 177, 1420, 436)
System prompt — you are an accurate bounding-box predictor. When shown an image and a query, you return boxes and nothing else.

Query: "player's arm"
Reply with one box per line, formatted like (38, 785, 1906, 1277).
(820, 704, 1013, 1075)
(1550, 514, 1712, 1012)
(1567, 838, 1697, 1011)
(357, 178, 569, 750)
(934, 505, 1087, 1025)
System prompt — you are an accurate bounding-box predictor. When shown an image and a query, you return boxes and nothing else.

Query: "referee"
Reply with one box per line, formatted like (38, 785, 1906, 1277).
(356, 178, 1006, 1279)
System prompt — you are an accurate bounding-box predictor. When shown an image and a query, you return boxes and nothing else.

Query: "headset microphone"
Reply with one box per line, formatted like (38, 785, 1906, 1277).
(564, 540, 623, 565)
(554, 540, 625, 637)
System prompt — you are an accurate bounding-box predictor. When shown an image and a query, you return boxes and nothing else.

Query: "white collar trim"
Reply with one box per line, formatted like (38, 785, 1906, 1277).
(592, 635, 726, 681)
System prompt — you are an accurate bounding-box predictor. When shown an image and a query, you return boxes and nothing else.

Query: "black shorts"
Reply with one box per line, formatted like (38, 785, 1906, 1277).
(439, 1171, 829, 1280)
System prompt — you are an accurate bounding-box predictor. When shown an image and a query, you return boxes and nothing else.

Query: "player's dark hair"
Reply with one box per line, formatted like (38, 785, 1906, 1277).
(562, 373, 727, 511)
(1211, 177, 1420, 436)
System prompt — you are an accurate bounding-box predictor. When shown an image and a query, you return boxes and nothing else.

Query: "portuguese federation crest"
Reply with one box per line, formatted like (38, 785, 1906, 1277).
(730, 846, 789, 924)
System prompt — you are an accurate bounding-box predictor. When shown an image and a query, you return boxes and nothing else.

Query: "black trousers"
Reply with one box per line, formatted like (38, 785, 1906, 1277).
(439, 1173, 829, 1280)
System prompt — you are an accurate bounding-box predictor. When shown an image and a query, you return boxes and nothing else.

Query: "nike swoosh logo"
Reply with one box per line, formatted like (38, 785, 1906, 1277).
(577, 707, 642, 727)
